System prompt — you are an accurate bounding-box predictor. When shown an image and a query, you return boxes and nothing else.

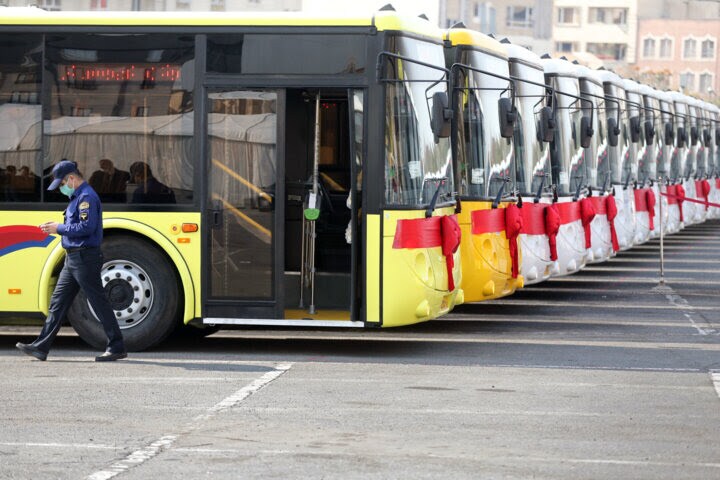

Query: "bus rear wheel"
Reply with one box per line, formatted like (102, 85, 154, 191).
(68, 235, 181, 352)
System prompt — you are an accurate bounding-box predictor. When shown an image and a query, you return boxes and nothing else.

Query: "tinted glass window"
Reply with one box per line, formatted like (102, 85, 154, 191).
(0, 34, 42, 203)
(207, 34, 366, 75)
(44, 34, 195, 204)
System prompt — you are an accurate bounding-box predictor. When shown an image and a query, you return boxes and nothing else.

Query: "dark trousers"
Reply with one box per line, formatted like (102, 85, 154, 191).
(32, 247, 125, 354)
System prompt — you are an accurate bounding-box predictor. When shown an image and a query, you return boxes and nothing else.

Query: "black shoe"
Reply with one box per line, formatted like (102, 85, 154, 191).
(95, 350, 127, 362)
(16, 342, 47, 361)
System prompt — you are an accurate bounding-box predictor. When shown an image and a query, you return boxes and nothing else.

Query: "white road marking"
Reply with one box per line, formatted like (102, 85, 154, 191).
(652, 285, 718, 336)
(711, 371, 720, 400)
(0, 442, 121, 450)
(86, 362, 293, 480)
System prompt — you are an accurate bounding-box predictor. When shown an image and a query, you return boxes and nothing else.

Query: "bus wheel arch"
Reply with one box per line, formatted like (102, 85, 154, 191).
(68, 230, 189, 352)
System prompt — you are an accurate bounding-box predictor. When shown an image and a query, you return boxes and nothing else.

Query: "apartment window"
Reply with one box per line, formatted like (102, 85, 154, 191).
(586, 42, 627, 61)
(699, 73, 713, 93)
(506, 6, 534, 28)
(683, 38, 697, 58)
(680, 72, 695, 90)
(39, 0, 61, 10)
(701, 39, 715, 59)
(90, 0, 107, 9)
(557, 7, 579, 25)
(643, 38, 656, 58)
(175, 0, 191, 9)
(588, 7, 627, 25)
(556, 42, 576, 53)
(211, 0, 225, 11)
(659, 37, 673, 58)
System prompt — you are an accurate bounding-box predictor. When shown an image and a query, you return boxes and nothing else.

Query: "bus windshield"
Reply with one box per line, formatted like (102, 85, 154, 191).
(659, 99, 674, 178)
(671, 101, 687, 181)
(453, 50, 515, 199)
(580, 79, 607, 190)
(383, 36, 453, 207)
(511, 61, 550, 196)
(605, 84, 631, 185)
(549, 75, 585, 196)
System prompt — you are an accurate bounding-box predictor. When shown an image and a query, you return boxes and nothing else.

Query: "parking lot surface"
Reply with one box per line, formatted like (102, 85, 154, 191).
(1, 220, 719, 479)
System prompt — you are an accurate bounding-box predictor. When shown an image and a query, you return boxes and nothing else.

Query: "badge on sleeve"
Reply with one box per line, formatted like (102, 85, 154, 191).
(79, 201, 90, 221)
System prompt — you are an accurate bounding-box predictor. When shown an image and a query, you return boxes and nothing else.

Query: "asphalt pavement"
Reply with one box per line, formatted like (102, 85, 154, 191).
(1, 220, 719, 479)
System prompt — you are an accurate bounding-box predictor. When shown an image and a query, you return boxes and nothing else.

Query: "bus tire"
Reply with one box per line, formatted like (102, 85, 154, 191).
(68, 235, 181, 352)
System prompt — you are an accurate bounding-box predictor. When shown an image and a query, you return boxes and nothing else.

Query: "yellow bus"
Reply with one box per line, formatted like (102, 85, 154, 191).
(444, 26, 523, 302)
(0, 6, 461, 351)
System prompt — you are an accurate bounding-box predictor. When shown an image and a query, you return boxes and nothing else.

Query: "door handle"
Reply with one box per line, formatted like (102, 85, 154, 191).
(211, 199, 223, 229)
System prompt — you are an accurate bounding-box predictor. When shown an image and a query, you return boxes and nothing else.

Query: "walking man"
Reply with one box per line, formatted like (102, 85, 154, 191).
(16, 160, 127, 362)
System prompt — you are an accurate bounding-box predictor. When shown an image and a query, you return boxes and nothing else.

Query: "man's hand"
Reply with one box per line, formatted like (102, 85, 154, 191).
(40, 222, 59, 234)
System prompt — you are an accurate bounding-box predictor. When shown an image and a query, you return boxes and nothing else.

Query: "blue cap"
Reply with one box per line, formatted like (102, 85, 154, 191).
(47, 160, 78, 191)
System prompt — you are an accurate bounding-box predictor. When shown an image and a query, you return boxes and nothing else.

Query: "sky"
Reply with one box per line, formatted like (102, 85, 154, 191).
(301, 0, 440, 25)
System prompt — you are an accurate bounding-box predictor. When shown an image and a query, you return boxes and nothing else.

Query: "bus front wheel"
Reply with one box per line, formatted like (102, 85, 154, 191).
(68, 236, 181, 352)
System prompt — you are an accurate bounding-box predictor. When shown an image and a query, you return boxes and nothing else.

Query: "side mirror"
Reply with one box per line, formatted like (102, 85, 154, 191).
(677, 126, 686, 148)
(690, 125, 699, 145)
(644, 120, 655, 143)
(629, 116, 641, 143)
(664, 122, 674, 146)
(703, 128, 711, 146)
(538, 106, 556, 143)
(431, 91, 452, 140)
(498, 97, 517, 139)
(715, 127, 720, 146)
(607, 117, 620, 147)
(580, 116, 593, 148)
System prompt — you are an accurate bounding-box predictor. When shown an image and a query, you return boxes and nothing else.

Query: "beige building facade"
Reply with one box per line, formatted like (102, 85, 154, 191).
(553, 0, 638, 66)
(1, 0, 302, 11)
(636, 18, 719, 96)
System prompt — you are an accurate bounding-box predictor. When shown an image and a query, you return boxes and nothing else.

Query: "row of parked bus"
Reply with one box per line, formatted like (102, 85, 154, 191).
(437, 24, 719, 309)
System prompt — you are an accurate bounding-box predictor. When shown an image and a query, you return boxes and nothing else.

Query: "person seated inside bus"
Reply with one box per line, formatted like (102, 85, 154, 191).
(129, 161, 176, 204)
(2, 165, 18, 201)
(13, 165, 39, 200)
(89, 159, 130, 203)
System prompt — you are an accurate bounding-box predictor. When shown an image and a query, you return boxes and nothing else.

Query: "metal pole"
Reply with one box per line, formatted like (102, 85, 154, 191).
(659, 176, 665, 285)
(308, 93, 321, 315)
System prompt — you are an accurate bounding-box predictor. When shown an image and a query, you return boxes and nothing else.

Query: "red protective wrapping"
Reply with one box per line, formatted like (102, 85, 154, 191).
(676, 184, 686, 222)
(579, 198, 596, 249)
(440, 215, 461, 291)
(646, 189, 656, 230)
(605, 195, 620, 252)
(470, 208, 506, 235)
(545, 204, 561, 261)
(505, 204, 523, 279)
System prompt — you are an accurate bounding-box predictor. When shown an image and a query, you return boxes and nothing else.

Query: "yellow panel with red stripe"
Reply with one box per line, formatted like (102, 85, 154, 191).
(0, 210, 201, 323)
(457, 201, 523, 302)
(377, 207, 463, 327)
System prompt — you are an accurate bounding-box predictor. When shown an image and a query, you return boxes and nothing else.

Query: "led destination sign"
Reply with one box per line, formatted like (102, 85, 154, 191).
(60, 64, 181, 83)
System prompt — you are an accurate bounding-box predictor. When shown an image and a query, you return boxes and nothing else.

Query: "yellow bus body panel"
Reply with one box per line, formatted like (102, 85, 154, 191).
(381, 207, 462, 328)
(458, 201, 522, 303)
(0, 210, 201, 323)
(365, 214, 381, 324)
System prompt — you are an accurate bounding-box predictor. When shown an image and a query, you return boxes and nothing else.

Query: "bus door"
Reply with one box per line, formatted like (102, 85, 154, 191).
(283, 88, 362, 322)
(204, 87, 362, 323)
(205, 88, 284, 319)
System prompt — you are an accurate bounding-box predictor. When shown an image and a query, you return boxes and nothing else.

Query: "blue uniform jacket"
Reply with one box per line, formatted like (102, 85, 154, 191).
(56, 182, 103, 249)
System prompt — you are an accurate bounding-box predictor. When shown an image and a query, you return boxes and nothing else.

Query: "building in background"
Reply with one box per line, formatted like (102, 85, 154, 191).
(0, 0, 302, 11)
(440, 0, 553, 53)
(635, 18, 719, 96)
(553, 0, 638, 68)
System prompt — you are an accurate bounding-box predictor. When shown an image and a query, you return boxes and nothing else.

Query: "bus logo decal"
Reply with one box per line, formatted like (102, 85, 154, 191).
(0, 225, 55, 258)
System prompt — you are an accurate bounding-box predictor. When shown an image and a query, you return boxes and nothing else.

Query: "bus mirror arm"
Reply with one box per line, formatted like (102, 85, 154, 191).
(664, 122, 674, 146)
(534, 174, 546, 203)
(492, 177, 511, 209)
